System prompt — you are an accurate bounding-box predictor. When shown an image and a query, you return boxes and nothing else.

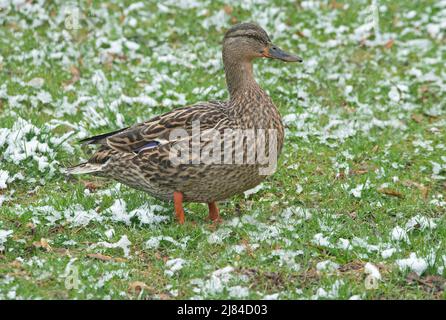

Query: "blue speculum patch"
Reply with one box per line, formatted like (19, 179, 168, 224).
(134, 141, 160, 153)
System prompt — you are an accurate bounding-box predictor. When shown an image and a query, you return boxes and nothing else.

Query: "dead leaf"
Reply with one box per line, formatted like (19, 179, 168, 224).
(350, 169, 368, 175)
(406, 272, 445, 294)
(239, 268, 296, 290)
(241, 239, 255, 257)
(87, 253, 113, 261)
(33, 238, 52, 252)
(157, 293, 171, 300)
(348, 211, 357, 219)
(6, 22, 21, 32)
(335, 171, 346, 180)
(378, 188, 404, 198)
(339, 261, 363, 273)
(384, 39, 394, 49)
(114, 257, 127, 263)
(295, 30, 306, 38)
(419, 85, 429, 94)
(223, 4, 233, 15)
(53, 248, 70, 255)
(411, 114, 424, 123)
(87, 252, 128, 263)
(63, 65, 80, 88)
(128, 281, 151, 296)
(403, 180, 429, 200)
(82, 181, 101, 192)
(329, 0, 344, 9)
(26, 222, 36, 235)
(154, 252, 162, 260)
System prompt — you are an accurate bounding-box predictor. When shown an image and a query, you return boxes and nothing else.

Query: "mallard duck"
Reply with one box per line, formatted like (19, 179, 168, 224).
(67, 23, 301, 224)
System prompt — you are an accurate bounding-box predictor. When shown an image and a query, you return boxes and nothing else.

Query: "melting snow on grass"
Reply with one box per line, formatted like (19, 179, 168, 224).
(0, 0, 445, 299)
(396, 253, 428, 276)
(92, 235, 132, 257)
(0, 230, 13, 251)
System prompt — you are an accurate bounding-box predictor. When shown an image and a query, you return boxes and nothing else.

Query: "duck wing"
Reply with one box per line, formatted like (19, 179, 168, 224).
(81, 101, 232, 155)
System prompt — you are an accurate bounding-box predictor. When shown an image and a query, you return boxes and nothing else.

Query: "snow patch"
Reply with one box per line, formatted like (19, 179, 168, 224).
(396, 253, 428, 276)
(92, 235, 132, 257)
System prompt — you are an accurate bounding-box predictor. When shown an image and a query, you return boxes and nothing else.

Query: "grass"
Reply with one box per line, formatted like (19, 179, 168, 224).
(0, 0, 445, 299)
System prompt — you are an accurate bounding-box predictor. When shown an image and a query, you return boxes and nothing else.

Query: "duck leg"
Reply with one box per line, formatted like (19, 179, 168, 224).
(207, 202, 222, 223)
(173, 191, 185, 224)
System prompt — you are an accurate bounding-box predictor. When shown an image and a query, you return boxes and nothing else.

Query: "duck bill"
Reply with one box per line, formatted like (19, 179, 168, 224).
(263, 45, 302, 62)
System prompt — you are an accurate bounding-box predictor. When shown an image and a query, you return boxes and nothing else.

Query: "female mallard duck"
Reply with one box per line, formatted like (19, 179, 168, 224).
(68, 23, 301, 224)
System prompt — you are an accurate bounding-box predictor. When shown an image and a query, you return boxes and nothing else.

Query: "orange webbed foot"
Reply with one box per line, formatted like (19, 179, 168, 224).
(206, 202, 222, 224)
(173, 191, 185, 224)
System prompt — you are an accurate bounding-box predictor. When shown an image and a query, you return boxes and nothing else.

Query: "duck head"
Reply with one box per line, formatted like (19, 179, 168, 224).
(223, 22, 302, 63)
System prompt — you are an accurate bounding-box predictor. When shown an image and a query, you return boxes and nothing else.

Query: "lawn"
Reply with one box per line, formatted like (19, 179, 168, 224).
(0, 0, 445, 299)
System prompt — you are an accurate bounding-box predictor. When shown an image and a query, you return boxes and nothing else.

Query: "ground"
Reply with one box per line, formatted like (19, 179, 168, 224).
(0, 0, 445, 299)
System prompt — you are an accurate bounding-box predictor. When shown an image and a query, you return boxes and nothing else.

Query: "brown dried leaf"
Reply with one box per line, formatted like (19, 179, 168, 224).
(157, 293, 171, 300)
(128, 281, 150, 295)
(26, 222, 36, 235)
(420, 186, 429, 200)
(406, 272, 445, 294)
(87, 253, 113, 261)
(241, 239, 255, 257)
(82, 181, 102, 192)
(295, 30, 306, 38)
(63, 65, 81, 88)
(384, 39, 394, 49)
(419, 85, 429, 94)
(223, 4, 233, 15)
(411, 114, 424, 123)
(403, 180, 429, 200)
(53, 248, 70, 255)
(154, 252, 162, 260)
(335, 171, 346, 180)
(33, 238, 52, 252)
(239, 268, 295, 290)
(88, 253, 126, 262)
(348, 211, 357, 219)
(87, 252, 127, 262)
(339, 261, 363, 273)
(378, 188, 404, 198)
(330, 0, 344, 9)
(350, 169, 368, 175)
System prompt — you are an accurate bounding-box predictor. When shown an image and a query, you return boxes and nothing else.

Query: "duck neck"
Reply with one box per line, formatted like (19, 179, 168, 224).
(223, 56, 262, 98)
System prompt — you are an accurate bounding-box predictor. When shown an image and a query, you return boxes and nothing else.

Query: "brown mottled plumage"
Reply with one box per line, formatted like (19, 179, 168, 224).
(67, 23, 302, 223)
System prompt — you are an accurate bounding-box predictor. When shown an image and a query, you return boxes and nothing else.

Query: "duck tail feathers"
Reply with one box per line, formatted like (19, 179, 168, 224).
(65, 162, 104, 175)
